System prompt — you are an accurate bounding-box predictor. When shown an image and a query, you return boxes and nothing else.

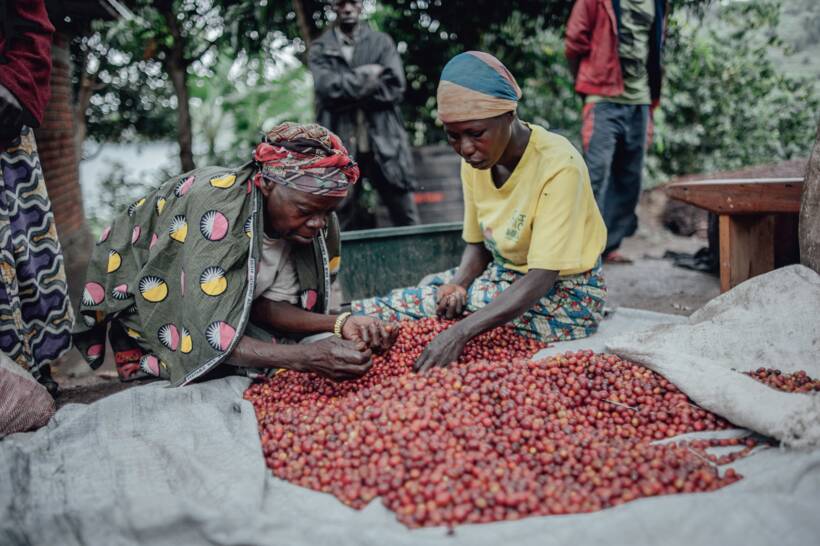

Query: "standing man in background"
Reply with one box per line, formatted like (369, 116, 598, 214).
(565, 0, 667, 263)
(0, 0, 74, 395)
(309, 0, 420, 230)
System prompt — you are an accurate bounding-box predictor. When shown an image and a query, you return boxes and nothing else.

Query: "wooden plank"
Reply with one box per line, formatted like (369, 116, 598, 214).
(719, 214, 775, 292)
(666, 178, 803, 215)
(719, 215, 731, 292)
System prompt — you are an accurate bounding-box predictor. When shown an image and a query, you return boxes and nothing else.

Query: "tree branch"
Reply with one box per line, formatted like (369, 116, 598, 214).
(292, 0, 322, 48)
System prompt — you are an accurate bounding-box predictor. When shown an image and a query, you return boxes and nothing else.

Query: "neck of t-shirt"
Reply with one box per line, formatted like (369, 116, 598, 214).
(490, 122, 534, 190)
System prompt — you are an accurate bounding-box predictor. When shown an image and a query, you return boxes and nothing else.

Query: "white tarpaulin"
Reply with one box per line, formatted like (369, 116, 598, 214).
(607, 265, 820, 446)
(1, 300, 818, 545)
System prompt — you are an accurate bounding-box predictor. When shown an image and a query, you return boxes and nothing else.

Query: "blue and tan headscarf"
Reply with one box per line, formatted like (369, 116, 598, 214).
(436, 51, 522, 123)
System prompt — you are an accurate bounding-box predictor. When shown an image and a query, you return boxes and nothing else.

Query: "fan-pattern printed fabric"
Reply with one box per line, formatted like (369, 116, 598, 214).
(73, 164, 340, 386)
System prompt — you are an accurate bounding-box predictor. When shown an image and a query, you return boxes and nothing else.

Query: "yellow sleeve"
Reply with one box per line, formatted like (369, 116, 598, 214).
(527, 166, 587, 271)
(461, 162, 483, 243)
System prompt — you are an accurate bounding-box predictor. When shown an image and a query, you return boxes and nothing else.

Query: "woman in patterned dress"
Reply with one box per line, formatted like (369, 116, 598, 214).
(74, 123, 394, 386)
(0, 0, 73, 395)
(352, 52, 608, 372)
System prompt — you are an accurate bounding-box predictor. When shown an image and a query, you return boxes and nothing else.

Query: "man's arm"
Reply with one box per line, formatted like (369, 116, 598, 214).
(366, 34, 406, 107)
(308, 41, 382, 111)
(0, 0, 55, 127)
(451, 243, 493, 289)
(565, 0, 595, 63)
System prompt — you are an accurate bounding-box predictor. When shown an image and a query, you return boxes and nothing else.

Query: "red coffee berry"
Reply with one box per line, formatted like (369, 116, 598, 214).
(745, 368, 820, 394)
(245, 318, 750, 529)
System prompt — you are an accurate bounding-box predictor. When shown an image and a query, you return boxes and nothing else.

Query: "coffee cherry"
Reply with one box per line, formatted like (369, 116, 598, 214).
(244, 318, 749, 529)
(745, 368, 820, 393)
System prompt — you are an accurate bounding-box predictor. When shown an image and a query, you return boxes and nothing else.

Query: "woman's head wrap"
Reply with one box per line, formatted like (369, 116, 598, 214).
(253, 122, 360, 197)
(436, 51, 522, 124)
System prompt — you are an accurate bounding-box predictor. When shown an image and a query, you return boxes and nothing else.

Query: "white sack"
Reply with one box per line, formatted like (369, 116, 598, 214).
(606, 265, 820, 446)
(2, 376, 819, 546)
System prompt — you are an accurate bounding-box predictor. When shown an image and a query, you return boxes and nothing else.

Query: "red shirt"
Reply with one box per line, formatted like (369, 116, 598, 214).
(0, 0, 55, 125)
(565, 0, 666, 109)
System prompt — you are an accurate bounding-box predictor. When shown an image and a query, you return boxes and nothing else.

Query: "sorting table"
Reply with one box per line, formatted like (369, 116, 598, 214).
(666, 177, 804, 292)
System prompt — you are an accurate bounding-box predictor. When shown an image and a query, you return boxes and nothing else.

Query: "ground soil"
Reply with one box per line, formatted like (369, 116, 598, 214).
(51, 188, 718, 408)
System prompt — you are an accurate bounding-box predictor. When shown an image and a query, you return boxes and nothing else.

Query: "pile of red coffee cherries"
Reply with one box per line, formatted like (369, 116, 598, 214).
(245, 318, 745, 528)
(745, 367, 820, 394)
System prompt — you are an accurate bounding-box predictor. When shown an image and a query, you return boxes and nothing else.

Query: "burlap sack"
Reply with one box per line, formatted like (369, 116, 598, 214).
(0, 352, 55, 437)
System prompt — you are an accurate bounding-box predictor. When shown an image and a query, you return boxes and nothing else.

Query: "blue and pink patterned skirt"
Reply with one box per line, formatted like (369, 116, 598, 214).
(352, 261, 606, 343)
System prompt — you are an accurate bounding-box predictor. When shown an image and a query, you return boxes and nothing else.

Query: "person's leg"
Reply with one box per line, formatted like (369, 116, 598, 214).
(602, 105, 649, 254)
(512, 262, 607, 342)
(350, 268, 458, 320)
(460, 262, 606, 343)
(365, 154, 420, 227)
(354, 261, 606, 343)
(582, 102, 621, 209)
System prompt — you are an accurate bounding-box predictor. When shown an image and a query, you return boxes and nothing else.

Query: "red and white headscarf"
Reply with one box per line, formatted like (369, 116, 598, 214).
(253, 122, 360, 197)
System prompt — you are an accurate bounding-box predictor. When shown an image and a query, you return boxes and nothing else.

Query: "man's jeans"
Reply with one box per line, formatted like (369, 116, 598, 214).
(582, 102, 649, 254)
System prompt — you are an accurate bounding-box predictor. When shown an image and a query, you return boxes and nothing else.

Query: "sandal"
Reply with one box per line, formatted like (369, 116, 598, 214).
(603, 251, 634, 264)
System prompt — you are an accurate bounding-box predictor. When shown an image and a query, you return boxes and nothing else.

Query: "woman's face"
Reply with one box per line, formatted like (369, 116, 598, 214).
(260, 183, 343, 244)
(443, 112, 513, 170)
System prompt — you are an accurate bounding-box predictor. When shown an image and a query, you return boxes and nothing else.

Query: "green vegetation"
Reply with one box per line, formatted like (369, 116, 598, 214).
(76, 0, 819, 222)
(648, 0, 820, 184)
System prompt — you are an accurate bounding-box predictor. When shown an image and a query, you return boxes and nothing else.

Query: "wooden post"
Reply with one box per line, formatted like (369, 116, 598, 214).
(718, 214, 775, 292)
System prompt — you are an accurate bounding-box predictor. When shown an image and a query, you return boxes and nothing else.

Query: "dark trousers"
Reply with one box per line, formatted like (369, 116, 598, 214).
(582, 102, 649, 253)
(337, 152, 419, 230)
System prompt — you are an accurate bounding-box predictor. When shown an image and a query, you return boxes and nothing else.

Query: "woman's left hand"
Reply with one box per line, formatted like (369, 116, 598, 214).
(341, 316, 398, 352)
(413, 329, 467, 373)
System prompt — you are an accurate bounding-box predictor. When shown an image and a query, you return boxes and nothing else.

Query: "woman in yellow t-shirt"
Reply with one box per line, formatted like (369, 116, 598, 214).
(352, 52, 607, 371)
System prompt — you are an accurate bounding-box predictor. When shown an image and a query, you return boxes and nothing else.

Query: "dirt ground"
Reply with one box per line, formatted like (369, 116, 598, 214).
(51, 189, 719, 408)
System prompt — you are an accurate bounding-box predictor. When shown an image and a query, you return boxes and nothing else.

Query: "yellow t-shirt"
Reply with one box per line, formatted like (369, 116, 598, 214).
(461, 124, 606, 276)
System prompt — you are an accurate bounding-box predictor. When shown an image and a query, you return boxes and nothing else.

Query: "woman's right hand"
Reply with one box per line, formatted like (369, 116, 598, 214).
(436, 283, 468, 319)
(299, 336, 373, 382)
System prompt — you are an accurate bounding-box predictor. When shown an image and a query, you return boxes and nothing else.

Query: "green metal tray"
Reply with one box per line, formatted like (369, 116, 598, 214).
(338, 222, 465, 303)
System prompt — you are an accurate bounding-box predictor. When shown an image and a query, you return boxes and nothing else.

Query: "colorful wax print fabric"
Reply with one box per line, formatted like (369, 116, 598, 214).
(254, 121, 360, 197)
(0, 127, 73, 379)
(73, 164, 340, 386)
(352, 261, 607, 343)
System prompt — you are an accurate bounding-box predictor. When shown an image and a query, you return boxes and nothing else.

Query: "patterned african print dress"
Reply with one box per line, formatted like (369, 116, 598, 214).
(0, 127, 73, 380)
(352, 261, 606, 343)
(73, 164, 341, 386)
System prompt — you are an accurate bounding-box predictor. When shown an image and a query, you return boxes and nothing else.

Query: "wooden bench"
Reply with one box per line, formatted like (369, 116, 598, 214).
(665, 177, 804, 292)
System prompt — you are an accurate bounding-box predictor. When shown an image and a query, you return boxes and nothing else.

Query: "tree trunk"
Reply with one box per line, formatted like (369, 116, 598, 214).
(292, 0, 322, 48)
(163, 8, 195, 172)
(799, 119, 820, 274)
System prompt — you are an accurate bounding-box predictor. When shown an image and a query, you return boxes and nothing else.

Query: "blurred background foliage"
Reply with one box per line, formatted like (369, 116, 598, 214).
(75, 0, 819, 225)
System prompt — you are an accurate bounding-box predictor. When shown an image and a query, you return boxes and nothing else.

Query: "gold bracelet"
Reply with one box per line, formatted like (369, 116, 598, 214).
(333, 312, 352, 338)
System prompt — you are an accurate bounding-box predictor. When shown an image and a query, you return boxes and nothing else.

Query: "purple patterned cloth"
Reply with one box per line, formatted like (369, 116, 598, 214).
(0, 127, 73, 379)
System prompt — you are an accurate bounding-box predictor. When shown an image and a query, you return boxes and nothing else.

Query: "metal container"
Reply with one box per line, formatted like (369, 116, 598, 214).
(338, 222, 465, 303)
